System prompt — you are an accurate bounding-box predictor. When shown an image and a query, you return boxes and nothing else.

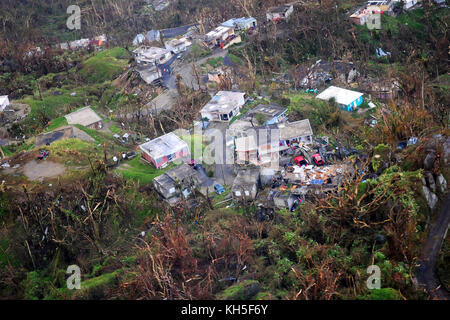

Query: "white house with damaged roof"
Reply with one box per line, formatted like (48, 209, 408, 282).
(0, 95, 10, 112)
(266, 3, 294, 22)
(278, 119, 314, 147)
(64, 106, 103, 129)
(316, 86, 364, 112)
(139, 132, 190, 169)
(234, 119, 313, 167)
(133, 46, 172, 66)
(200, 91, 247, 122)
(164, 37, 191, 54)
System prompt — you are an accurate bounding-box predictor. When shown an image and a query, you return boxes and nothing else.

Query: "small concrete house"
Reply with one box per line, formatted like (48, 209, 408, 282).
(165, 38, 188, 54)
(64, 106, 103, 129)
(316, 86, 364, 111)
(200, 91, 246, 122)
(266, 4, 294, 22)
(0, 95, 10, 112)
(139, 132, 190, 169)
(153, 164, 199, 205)
(278, 119, 313, 146)
(350, 1, 394, 26)
(136, 65, 162, 85)
(232, 168, 260, 200)
(133, 46, 172, 66)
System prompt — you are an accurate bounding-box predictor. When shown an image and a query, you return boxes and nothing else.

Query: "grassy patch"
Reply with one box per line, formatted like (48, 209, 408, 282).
(79, 48, 130, 84)
(115, 155, 175, 185)
(207, 56, 224, 68)
(45, 116, 68, 132)
(47, 138, 102, 166)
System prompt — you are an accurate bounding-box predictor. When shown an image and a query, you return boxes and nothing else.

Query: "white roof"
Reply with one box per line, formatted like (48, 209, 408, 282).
(139, 132, 189, 159)
(201, 91, 246, 114)
(206, 26, 233, 39)
(0, 95, 8, 102)
(65, 106, 102, 127)
(316, 86, 363, 105)
(133, 46, 170, 60)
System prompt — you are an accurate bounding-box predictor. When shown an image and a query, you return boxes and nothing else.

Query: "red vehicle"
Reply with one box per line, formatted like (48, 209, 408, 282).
(312, 153, 325, 166)
(37, 150, 49, 160)
(294, 156, 308, 167)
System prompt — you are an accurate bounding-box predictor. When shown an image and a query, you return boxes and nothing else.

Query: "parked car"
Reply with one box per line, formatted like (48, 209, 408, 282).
(214, 184, 225, 195)
(126, 151, 137, 159)
(312, 153, 325, 166)
(294, 156, 308, 167)
(37, 150, 49, 160)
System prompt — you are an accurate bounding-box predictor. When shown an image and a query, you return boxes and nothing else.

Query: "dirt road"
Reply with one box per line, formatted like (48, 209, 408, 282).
(23, 160, 66, 181)
(416, 193, 450, 299)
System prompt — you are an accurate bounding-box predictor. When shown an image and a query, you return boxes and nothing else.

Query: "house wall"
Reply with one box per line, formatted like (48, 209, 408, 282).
(86, 120, 103, 130)
(0, 97, 10, 111)
(343, 96, 363, 112)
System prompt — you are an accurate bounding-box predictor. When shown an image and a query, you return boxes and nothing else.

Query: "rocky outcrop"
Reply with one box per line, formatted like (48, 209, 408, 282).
(425, 172, 436, 193)
(436, 174, 447, 194)
(424, 152, 436, 170)
(422, 186, 438, 210)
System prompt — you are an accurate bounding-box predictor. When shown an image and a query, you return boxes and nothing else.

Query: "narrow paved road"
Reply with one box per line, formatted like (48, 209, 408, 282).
(416, 193, 450, 300)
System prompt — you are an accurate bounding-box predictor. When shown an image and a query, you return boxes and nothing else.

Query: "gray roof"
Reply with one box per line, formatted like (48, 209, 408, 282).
(232, 168, 260, 188)
(154, 163, 198, 188)
(64, 106, 102, 127)
(277, 119, 313, 140)
(241, 103, 287, 123)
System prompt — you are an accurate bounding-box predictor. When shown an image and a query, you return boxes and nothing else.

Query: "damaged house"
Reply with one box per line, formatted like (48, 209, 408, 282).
(133, 46, 172, 66)
(316, 86, 364, 112)
(234, 119, 313, 167)
(165, 37, 191, 54)
(278, 119, 314, 147)
(293, 60, 359, 89)
(235, 127, 282, 167)
(266, 3, 294, 22)
(350, 1, 395, 26)
(241, 104, 288, 126)
(139, 132, 190, 169)
(232, 168, 260, 201)
(153, 164, 200, 206)
(200, 91, 247, 122)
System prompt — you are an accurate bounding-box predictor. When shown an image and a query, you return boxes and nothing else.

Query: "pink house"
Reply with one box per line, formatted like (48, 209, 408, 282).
(139, 132, 190, 169)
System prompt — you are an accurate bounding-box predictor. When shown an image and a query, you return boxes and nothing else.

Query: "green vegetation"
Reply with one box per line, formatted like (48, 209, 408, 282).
(79, 48, 130, 84)
(207, 56, 224, 68)
(115, 155, 175, 185)
(45, 116, 68, 132)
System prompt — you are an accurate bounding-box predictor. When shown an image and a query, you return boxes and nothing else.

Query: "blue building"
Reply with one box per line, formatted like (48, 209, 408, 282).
(316, 86, 364, 112)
